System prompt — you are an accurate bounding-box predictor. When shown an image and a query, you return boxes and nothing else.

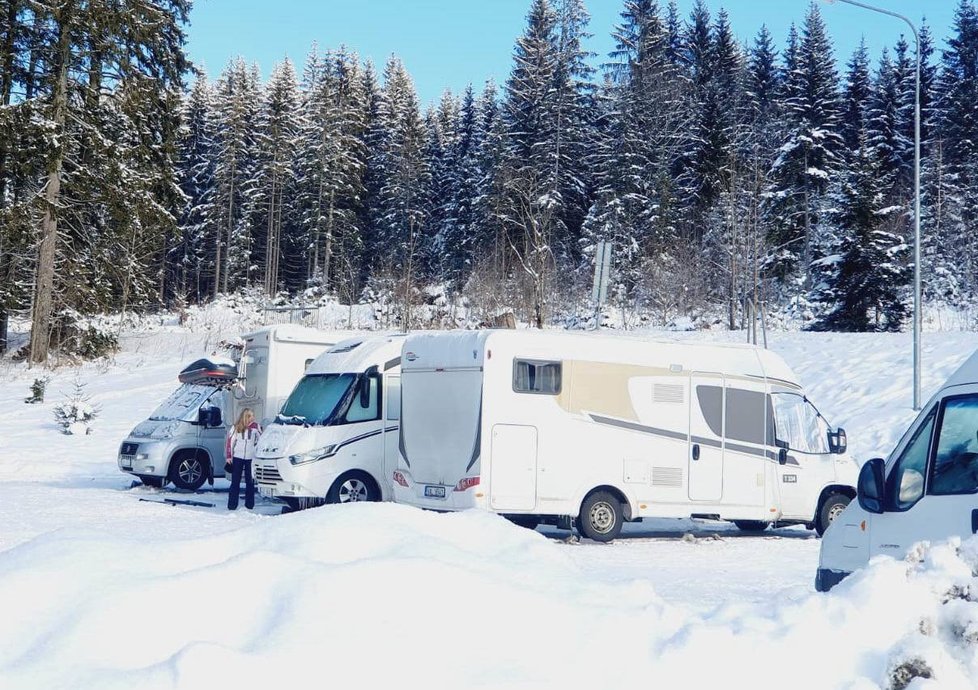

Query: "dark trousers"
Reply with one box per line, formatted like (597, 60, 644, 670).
(228, 457, 255, 510)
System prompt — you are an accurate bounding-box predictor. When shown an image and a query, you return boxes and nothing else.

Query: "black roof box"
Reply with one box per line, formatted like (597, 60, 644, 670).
(178, 358, 238, 385)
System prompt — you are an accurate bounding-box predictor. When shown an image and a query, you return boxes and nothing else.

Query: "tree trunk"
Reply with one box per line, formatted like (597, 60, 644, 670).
(30, 1, 72, 366)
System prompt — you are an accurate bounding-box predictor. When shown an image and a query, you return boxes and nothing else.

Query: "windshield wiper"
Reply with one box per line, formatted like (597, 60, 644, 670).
(276, 414, 310, 427)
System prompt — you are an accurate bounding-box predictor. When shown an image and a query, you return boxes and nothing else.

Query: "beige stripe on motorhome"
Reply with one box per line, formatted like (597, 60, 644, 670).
(556, 360, 765, 422)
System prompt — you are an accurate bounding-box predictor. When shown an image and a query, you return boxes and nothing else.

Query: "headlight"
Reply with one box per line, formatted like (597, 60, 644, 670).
(289, 445, 338, 466)
(136, 453, 150, 460)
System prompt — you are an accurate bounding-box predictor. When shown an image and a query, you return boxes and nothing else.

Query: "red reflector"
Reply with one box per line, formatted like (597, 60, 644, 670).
(454, 476, 480, 492)
(393, 471, 409, 488)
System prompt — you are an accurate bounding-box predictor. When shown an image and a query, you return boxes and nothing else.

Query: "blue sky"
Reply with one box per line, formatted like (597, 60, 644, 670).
(186, 1, 956, 105)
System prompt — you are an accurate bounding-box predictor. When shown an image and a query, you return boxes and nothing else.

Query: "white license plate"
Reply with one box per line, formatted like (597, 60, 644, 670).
(120, 455, 134, 469)
(424, 485, 446, 498)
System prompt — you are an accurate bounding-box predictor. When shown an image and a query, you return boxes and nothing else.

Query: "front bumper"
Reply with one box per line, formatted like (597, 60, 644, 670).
(815, 568, 851, 592)
(254, 458, 329, 499)
(118, 440, 168, 477)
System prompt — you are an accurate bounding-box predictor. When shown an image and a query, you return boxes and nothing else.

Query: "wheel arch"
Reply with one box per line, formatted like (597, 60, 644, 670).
(168, 446, 213, 481)
(814, 483, 856, 520)
(328, 468, 382, 501)
(578, 484, 634, 521)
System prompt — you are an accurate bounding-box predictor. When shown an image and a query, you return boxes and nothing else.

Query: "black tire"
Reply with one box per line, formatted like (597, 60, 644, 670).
(733, 520, 770, 532)
(326, 472, 380, 504)
(816, 492, 851, 536)
(577, 490, 624, 542)
(137, 474, 165, 488)
(169, 452, 208, 491)
(505, 515, 541, 530)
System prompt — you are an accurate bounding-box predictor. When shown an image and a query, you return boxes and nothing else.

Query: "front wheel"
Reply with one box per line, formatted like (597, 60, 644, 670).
(326, 472, 380, 504)
(816, 492, 851, 536)
(577, 490, 623, 542)
(169, 453, 208, 491)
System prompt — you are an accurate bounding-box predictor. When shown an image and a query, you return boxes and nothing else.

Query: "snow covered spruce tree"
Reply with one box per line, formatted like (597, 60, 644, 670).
(21, 0, 190, 365)
(764, 4, 842, 296)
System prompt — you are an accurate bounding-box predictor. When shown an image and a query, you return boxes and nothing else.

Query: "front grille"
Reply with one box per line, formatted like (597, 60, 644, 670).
(255, 464, 283, 485)
(120, 442, 138, 456)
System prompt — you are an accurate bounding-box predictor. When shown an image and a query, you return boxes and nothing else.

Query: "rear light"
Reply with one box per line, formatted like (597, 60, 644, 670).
(454, 476, 480, 492)
(393, 471, 409, 488)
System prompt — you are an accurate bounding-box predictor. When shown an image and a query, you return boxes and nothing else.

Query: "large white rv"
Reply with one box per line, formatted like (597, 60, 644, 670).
(817, 349, 978, 592)
(254, 334, 405, 510)
(393, 330, 858, 542)
(118, 325, 339, 490)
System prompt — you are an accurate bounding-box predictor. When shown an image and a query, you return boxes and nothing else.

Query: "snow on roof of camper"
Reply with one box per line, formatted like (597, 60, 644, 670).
(306, 333, 406, 374)
(240, 324, 357, 345)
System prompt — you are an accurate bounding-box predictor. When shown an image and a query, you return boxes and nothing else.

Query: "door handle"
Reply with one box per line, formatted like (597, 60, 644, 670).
(692, 444, 700, 461)
(972, 509, 978, 534)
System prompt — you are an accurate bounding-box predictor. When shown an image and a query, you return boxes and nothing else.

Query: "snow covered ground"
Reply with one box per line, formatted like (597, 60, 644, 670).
(1, 318, 977, 689)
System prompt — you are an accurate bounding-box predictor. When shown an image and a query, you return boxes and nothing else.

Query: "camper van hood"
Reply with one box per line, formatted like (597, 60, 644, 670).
(129, 419, 186, 440)
(257, 424, 317, 459)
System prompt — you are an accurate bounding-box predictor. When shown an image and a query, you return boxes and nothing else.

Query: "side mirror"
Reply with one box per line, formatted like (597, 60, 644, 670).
(778, 447, 788, 466)
(198, 406, 221, 428)
(359, 376, 372, 408)
(857, 457, 885, 514)
(828, 427, 848, 455)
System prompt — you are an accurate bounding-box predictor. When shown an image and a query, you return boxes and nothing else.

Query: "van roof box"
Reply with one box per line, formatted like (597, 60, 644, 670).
(178, 358, 238, 385)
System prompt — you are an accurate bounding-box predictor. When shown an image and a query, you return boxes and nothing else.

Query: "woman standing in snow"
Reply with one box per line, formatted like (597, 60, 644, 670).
(227, 408, 261, 510)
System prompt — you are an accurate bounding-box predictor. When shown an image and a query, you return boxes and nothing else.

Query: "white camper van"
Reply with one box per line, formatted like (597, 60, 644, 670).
(393, 330, 857, 542)
(118, 325, 337, 490)
(253, 334, 405, 510)
(817, 350, 978, 592)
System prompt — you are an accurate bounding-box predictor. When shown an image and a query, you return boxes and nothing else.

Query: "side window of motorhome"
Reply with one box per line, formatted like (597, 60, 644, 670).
(345, 375, 380, 423)
(513, 360, 561, 394)
(724, 388, 767, 445)
(884, 407, 935, 511)
(929, 395, 978, 496)
(772, 393, 829, 454)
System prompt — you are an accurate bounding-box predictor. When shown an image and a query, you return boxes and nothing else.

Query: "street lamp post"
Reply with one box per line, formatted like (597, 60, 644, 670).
(823, 0, 922, 410)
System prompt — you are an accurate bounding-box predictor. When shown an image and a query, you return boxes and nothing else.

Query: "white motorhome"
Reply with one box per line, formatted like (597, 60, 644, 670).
(253, 334, 405, 510)
(118, 325, 338, 490)
(817, 350, 978, 592)
(393, 330, 857, 542)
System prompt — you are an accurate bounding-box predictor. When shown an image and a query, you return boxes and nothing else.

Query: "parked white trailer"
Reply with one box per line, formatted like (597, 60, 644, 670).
(118, 325, 340, 490)
(817, 349, 978, 592)
(393, 330, 858, 542)
(254, 334, 405, 510)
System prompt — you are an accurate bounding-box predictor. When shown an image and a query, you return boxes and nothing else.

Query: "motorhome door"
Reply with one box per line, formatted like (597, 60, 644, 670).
(689, 374, 724, 502)
(490, 424, 538, 511)
(870, 389, 978, 554)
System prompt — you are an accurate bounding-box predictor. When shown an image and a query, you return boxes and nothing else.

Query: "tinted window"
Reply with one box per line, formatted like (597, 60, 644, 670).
(514, 360, 561, 394)
(344, 376, 380, 423)
(884, 407, 935, 511)
(725, 388, 766, 445)
(929, 396, 978, 496)
(696, 385, 724, 437)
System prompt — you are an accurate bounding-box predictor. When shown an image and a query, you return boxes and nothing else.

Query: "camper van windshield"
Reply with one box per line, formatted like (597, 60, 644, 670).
(279, 374, 355, 425)
(772, 393, 830, 454)
(149, 384, 213, 422)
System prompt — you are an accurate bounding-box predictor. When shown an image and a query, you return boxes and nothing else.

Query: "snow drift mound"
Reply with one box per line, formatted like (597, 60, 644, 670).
(0, 504, 976, 690)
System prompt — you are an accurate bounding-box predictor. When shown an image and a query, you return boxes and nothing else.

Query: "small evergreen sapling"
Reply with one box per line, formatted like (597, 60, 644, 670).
(53, 380, 100, 435)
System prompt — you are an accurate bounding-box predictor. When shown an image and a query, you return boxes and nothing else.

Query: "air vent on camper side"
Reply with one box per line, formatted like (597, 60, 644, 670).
(653, 383, 685, 404)
(652, 466, 683, 488)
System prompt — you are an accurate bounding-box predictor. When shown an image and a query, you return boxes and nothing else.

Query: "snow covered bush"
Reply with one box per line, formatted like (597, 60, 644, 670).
(24, 377, 48, 404)
(53, 382, 100, 435)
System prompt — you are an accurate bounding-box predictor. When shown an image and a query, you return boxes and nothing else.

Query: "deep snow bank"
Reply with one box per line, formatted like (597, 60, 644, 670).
(1, 503, 976, 690)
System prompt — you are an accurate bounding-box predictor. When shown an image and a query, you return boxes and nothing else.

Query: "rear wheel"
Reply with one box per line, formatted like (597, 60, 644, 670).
(169, 453, 208, 491)
(816, 492, 851, 536)
(327, 472, 380, 504)
(732, 520, 770, 532)
(137, 474, 165, 488)
(577, 491, 623, 542)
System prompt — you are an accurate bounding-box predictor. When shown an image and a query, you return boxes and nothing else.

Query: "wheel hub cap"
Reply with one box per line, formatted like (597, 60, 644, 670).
(589, 501, 615, 534)
(179, 460, 202, 484)
(339, 479, 367, 502)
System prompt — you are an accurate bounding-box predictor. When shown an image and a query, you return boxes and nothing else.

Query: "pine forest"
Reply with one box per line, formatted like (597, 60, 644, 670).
(3, 0, 978, 364)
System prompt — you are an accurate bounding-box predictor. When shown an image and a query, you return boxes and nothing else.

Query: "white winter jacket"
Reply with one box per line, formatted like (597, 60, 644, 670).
(228, 425, 260, 461)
